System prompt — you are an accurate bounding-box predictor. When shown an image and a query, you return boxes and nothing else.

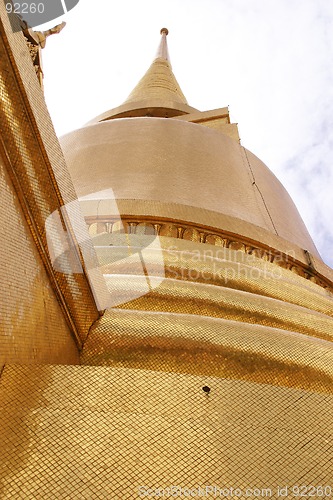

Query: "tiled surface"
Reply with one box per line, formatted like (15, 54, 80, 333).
(83, 240, 333, 394)
(0, 365, 332, 499)
(125, 57, 187, 104)
(0, 155, 79, 366)
(0, 6, 99, 348)
(83, 307, 333, 394)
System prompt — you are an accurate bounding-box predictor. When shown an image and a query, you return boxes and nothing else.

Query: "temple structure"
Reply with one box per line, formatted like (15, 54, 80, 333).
(1, 8, 333, 498)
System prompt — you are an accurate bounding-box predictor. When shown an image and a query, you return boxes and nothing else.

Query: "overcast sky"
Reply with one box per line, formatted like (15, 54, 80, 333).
(37, 0, 333, 267)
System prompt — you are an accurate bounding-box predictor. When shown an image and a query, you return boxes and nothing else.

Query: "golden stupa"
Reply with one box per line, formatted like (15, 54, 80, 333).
(1, 10, 333, 498)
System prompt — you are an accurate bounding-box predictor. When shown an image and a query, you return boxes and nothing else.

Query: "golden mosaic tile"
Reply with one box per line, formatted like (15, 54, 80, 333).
(83, 240, 333, 394)
(0, 365, 332, 498)
(0, 9, 99, 347)
(82, 307, 333, 394)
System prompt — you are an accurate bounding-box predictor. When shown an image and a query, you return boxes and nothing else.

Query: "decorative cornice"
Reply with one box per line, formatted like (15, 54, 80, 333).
(85, 215, 333, 294)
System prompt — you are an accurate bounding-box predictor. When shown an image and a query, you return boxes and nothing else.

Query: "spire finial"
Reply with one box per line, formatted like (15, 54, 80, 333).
(156, 27, 170, 63)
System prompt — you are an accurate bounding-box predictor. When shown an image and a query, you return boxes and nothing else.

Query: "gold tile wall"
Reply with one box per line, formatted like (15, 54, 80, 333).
(84, 305, 333, 392)
(0, 151, 79, 367)
(0, 7, 99, 346)
(0, 364, 332, 498)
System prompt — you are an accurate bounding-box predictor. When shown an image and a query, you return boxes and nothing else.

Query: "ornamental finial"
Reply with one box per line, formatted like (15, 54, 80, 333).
(156, 28, 170, 62)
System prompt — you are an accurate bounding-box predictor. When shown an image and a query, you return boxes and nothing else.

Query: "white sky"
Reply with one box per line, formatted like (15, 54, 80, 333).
(37, 0, 333, 267)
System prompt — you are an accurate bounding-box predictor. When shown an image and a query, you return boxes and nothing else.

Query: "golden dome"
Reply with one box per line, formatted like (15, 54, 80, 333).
(61, 116, 320, 259)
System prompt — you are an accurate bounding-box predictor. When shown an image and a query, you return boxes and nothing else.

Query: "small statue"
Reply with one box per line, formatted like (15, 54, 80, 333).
(20, 20, 66, 86)
(21, 19, 66, 48)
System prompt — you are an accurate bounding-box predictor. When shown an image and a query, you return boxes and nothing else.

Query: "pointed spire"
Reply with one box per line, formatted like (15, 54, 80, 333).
(86, 28, 198, 124)
(123, 28, 188, 106)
